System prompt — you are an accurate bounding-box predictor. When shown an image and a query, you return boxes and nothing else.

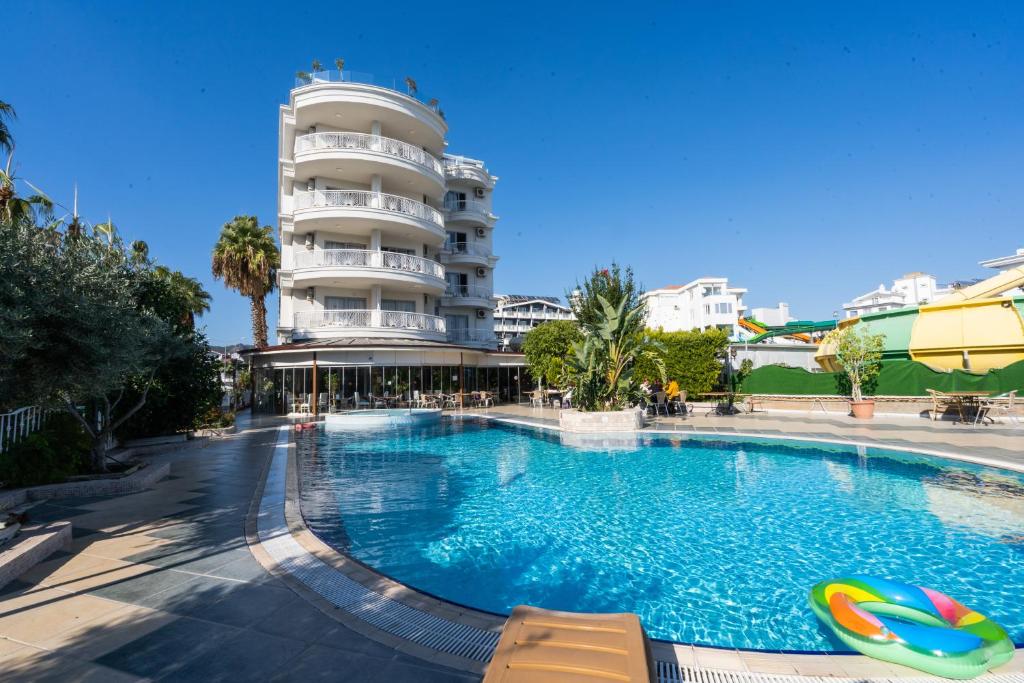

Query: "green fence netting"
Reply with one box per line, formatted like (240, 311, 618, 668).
(741, 360, 1024, 396)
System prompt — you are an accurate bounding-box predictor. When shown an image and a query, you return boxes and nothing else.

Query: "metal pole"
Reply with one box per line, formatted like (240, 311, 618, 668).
(311, 352, 319, 417)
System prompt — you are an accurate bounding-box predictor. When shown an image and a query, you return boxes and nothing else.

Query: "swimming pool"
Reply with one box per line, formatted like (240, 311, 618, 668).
(295, 418, 1024, 651)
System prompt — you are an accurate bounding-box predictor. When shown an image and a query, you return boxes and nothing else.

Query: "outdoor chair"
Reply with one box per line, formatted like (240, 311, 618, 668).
(561, 389, 573, 409)
(927, 389, 958, 421)
(530, 390, 545, 407)
(476, 391, 494, 408)
(651, 391, 670, 416)
(976, 390, 1019, 425)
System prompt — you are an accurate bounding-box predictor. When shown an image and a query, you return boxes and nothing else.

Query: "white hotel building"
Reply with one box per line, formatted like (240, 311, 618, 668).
(248, 70, 529, 413)
(643, 277, 748, 339)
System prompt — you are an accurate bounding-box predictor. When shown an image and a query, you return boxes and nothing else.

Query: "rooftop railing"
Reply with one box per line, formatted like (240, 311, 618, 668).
(293, 70, 443, 118)
(295, 132, 443, 176)
(294, 190, 444, 227)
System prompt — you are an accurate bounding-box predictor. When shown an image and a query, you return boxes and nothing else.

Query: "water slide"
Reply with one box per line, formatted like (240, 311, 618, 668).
(816, 266, 1024, 372)
(738, 317, 814, 343)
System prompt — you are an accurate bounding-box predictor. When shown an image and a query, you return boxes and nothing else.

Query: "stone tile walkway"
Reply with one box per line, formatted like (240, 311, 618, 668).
(0, 416, 478, 682)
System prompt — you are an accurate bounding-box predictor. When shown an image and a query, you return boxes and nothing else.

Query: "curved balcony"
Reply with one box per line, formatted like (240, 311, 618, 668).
(443, 156, 496, 188)
(291, 70, 446, 151)
(294, 133, 444, 198)
(289, 249, 446, 292)
(447, 328, 498, 349)
(444, 198, 497, 226)
(293, 309, 446, 341)
(293, 190, 445, 243)
(440, 285, 496, 309)
(438, 241, 495, 268)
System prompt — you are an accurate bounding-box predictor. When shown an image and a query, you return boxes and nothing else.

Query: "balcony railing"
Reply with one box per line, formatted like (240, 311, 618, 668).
(1, 406, 47, 454)
(443, 198, 495, 220)
(294, 309, 446, 333)
(294, 190, 444, 227)
(447, 329, 497, 344)
(441, 242, 491, 257)
(442, 155, 492, 182)
(293, 249, 444, 279)
(293, 70, 443, 118)
(295, 132, 443, 176)
(443, 284, 494, 299)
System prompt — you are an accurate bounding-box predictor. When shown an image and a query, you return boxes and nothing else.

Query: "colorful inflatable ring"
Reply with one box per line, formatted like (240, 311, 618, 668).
(809, 576, 1013, 679)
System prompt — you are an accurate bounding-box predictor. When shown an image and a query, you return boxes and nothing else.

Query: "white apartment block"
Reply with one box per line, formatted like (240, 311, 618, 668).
(747, 303, 794, 327)
(275, 71, 498, 348)
(842, 272, 951, 319)
(643, 278, 748, 339)
(493, 295, 575, 347)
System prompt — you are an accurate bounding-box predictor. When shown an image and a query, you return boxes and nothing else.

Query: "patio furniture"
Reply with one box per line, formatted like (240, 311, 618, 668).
(649, 391, 669, 416)
(560, 388, 573, 409)
(529, 390, 545, 408)
(975, 390, 1018, 425)
(928, 389, 990, 423)
(482, 605, 655, 683)
(927, 389, 959, 421)
(476, 391, 494, 408)
(701, 391, 748, 416)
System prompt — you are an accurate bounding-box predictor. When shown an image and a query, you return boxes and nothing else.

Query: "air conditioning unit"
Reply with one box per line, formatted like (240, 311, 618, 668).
(475, 266, 487, 278)
(476, 309, 487, 319)
(475, 227, 486, 238)
(474, 187, 485, 198)
(304, 233, 314, 249)
(306, 287, 315, 301)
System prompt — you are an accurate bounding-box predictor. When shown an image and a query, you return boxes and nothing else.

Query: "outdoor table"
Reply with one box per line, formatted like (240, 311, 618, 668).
(943, 391, 993, 423)
(699, 391, 750, 416)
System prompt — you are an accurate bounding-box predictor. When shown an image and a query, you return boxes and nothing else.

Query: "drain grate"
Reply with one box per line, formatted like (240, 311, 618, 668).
(257, 428, 500, 663)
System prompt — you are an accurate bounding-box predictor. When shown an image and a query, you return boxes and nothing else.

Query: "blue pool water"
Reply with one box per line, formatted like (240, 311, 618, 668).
(296, 419, 1024, 651)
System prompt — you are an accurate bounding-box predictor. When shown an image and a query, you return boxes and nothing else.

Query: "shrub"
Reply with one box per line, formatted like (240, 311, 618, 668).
(0, 413, 91, 487)
(196, 407, 235, 429)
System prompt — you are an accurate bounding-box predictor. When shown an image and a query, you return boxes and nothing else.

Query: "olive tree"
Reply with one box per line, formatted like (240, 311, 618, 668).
(522, 320, 582, 386)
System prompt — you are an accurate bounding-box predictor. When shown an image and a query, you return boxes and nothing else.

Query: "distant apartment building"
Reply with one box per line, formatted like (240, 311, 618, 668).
(842, 272, 952, 319)
(747, 302, 794, 327)
(643, 277, 747, 339)
(493, 295, 575, 348)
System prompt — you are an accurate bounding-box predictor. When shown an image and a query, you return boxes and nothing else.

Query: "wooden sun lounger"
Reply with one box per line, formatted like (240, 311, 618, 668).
(483, 605, 655, 683)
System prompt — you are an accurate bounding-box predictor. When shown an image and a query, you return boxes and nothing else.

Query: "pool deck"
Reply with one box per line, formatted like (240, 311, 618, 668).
(1, 408, 1021, 681)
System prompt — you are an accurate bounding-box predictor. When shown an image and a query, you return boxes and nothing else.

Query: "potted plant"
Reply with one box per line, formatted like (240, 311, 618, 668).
(825, 325, 885, 419)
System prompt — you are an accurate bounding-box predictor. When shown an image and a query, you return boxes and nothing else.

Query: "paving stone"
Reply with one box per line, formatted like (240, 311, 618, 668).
(159, 629, 309, 682)
(94, 616, 239, 679)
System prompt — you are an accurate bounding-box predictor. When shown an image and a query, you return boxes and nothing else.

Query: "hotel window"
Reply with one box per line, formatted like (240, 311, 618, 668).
(444, 191, 467, 211)
(715, 302, 733, 314)
(324, 240, 366, 250)
(381, 299, 416, 312)
(325, 296, 366, 310)
(704, 304, 711, 315)
(381, 246, 415, 255)
(446, 231, 468, 252)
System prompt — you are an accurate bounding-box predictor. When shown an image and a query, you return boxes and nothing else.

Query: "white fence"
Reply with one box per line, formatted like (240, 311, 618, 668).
(1, 406, 48, 454)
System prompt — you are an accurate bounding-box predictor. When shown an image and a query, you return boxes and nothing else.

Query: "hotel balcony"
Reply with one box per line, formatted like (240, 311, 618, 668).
(290, 70, 446, 152)
(443, 155, 496, 188)
(284, 249, 446, 292)
(438, 241, 497, 268)
(439, 284, 496, 309)
(294, 132, 444, 198)
(292, 309, 446, 341)
(443, 198, 497, 226)
(292, 190, 445, 243)
(447, 328, 498, 349)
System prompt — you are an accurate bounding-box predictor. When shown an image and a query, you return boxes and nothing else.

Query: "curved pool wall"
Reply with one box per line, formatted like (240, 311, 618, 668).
(295, 418, 1024, 652)
(322, 408, 442, 429)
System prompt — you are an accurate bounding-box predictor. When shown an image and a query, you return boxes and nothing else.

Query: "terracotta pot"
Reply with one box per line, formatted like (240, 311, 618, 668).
(850, 399, 875, 419)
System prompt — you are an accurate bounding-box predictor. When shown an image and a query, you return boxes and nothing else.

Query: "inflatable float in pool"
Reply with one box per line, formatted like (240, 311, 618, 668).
(809, 576, 1013, 679)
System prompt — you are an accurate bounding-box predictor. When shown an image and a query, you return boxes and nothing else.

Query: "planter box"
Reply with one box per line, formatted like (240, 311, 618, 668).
(0, 521, 72, 590)
(559, 408, 645, 433)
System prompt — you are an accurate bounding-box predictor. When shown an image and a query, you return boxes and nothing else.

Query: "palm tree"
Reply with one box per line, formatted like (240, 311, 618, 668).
(0, 100, 15, 156)
(156, 266, 212, 330)
(211, 215, 279, 347)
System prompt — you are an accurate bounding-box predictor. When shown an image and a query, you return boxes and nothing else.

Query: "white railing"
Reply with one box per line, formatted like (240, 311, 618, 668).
(1, 406, 47, 454)
(443, 285, 494, 299)
(295, 132, 443, 176)
(447, 329, 498, 344)
(293, 249, 444, 279)
(294, 190, 444, 227)
(294, 310, 446, 333)
(293, 70, 444, 118)
(441, 242, 490, 257)
(444, 198, 493, 219)
(494, 310, 572, 321)
(442, 156, 492, 182)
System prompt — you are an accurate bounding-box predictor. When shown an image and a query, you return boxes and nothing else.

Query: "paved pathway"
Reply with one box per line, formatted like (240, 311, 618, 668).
(0, 415, 478, 682)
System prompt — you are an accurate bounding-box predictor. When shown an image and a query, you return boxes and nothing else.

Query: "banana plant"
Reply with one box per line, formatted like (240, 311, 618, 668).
(567, 295, 665, 411)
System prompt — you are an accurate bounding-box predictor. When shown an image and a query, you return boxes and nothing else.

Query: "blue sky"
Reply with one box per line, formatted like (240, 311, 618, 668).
(6, 1, 1022, 344)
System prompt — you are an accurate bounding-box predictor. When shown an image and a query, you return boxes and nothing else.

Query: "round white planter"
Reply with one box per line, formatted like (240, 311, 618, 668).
(558, 408, 645, 433)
